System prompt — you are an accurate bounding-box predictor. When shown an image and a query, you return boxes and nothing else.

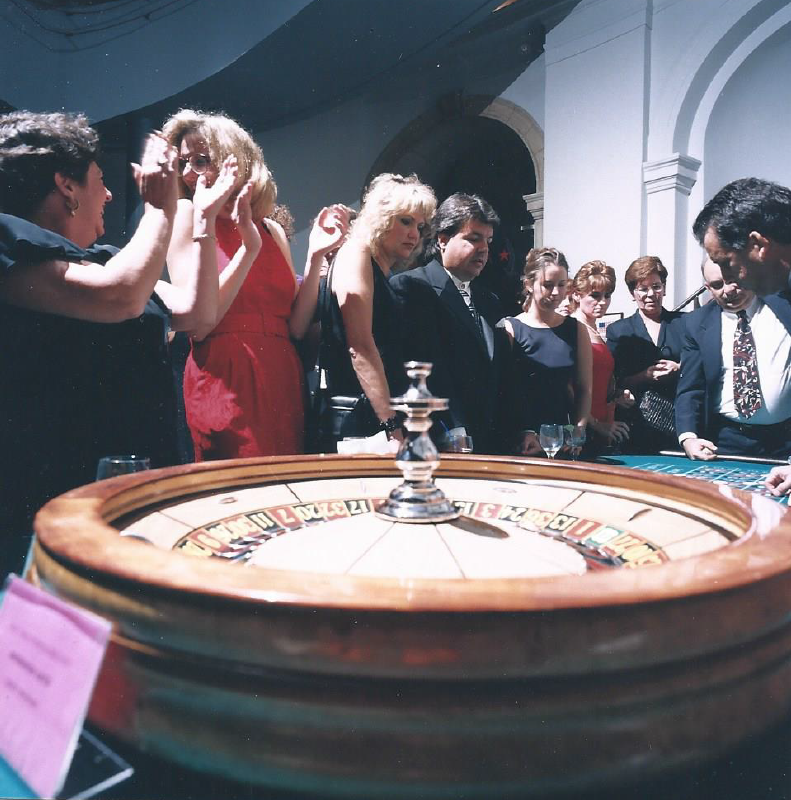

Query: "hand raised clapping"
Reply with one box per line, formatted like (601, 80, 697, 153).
(193, 155, 239, 220)
(231, 180, 262, 255)
(132, 132, 177, 215)
(308, 204, 354, 261)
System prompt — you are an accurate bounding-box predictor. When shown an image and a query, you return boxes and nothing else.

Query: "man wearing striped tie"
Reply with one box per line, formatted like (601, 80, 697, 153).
(390, 193, 508, 454)
(693, 178, 791, 493)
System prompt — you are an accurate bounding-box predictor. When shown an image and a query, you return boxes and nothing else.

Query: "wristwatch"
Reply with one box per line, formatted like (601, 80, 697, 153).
(381, 415, 400, 438)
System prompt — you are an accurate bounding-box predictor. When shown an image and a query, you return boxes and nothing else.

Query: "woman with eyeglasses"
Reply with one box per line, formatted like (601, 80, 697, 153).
(605, 255, 685, 453)
(162, 110, 350, 459)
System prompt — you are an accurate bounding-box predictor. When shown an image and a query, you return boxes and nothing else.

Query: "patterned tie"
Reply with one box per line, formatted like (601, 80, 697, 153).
(733, 309, 762, 418)
(458, 286, 482, 332)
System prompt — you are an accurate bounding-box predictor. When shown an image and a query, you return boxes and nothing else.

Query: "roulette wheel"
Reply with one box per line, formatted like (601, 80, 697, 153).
(28, 449, 791, 798)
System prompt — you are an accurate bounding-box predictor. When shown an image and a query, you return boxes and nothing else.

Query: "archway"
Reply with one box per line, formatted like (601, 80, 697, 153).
(370, 96, 543, 313)
(644, 0, 791, 299)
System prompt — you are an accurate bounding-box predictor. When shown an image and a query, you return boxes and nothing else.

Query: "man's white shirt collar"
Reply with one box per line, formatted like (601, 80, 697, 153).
(721, 295, 760, 321)
(445, 269, 470, 293)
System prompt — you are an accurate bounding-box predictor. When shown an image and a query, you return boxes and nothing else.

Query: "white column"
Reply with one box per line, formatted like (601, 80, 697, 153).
(543, 0, 652, 313)
(643, 153, 701, 307)
(523, 191, 544, 248)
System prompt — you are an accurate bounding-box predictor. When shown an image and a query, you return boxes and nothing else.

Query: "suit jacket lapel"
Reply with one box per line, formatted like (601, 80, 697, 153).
(425, 260, 490, 358)
(764, 292, 791, 333)
(700, 304, 723, 384)
(631, 311, 649, 341)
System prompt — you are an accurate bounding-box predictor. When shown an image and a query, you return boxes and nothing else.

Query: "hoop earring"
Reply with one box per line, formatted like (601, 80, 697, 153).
(66, 198, 80, 217)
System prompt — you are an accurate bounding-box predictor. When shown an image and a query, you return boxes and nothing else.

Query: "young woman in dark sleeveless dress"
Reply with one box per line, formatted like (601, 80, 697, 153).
(499, 247, 592, 457)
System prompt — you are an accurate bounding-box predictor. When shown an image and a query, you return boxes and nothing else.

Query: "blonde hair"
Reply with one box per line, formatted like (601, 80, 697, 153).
(351, 173, 436, 267)
(162, 109, 276, 220)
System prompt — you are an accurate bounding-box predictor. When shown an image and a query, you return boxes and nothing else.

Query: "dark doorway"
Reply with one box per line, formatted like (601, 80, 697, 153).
(432, 116, 535, 313)
(378, 113, 537, 314)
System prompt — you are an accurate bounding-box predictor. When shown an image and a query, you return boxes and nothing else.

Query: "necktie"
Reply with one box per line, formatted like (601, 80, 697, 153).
(458, 286, 482, 332)
(733, 309, 762, 418)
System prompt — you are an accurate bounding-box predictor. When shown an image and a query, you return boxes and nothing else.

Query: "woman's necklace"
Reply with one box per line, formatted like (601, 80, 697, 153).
(576, 314, 602, 339)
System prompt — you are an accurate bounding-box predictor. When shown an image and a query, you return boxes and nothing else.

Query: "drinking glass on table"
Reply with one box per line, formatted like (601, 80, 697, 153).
(96, 455, 151, 481)
(565, 425, 586, 461)
(442, 430, 474, 454)
(539, 424, 564, 459)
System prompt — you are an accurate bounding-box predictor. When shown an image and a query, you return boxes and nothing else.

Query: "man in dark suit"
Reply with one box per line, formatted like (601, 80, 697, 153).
(389, 193, 507, 453)
(676, 258, 791, 460)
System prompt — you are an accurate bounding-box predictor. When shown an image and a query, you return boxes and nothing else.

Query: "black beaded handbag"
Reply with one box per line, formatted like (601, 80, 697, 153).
(637, 389, 677, 438)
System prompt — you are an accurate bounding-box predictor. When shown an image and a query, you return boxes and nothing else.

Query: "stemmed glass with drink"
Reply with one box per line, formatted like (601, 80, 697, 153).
(96, 456, 154, 544)
(565, 425, 587, 461)
(538, 424, 564, 459)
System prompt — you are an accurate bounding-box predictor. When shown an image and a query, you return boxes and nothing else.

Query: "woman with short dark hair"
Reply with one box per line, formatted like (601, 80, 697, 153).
(0, 109, 194, 577)
(606, 255, 685, 453)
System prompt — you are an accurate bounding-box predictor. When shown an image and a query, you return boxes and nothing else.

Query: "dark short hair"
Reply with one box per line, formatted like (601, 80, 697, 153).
(624, 255, 667, 293)
(692, 177, 791, 250)
(0, 110, 100, 218)
(426, 193, 499, 261)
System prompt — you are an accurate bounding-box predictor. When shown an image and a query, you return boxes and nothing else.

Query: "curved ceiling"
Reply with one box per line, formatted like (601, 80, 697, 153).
(109, 0, 579, 132)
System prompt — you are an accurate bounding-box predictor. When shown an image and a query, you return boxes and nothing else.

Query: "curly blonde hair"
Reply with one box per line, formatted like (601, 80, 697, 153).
(162, 109, 276, 220)
(351, 173, 436, 267)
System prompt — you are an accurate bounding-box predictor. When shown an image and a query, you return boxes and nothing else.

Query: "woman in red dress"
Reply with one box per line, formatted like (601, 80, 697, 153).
(571, 261, 633, 452)
(163, 110, 348, 459)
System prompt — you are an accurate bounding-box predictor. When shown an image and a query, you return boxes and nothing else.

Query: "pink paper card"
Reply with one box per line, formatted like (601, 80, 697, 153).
(0, 575, 112, 798)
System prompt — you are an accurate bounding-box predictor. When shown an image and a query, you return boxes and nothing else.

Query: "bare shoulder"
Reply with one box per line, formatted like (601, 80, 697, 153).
(263, 217, 294, 268)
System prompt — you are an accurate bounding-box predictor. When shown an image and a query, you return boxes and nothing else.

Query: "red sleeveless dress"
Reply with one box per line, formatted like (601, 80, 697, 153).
(184, 217, 305, 459)
(590, 339, 615, 424)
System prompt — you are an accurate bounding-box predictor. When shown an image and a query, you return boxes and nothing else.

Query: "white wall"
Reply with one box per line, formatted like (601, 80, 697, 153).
(542, 0, 652, 314)
(704, 22, 791, 195)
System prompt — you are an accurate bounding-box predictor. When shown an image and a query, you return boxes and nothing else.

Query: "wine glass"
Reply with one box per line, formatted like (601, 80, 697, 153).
(539, 424, 564, 459)
(565, 425, 587, 461)
(96, 455, 151, 481)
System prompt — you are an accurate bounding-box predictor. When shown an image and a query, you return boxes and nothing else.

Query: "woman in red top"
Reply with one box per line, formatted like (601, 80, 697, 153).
(571, 261, 633, 451)
(163, 109, 349, 459)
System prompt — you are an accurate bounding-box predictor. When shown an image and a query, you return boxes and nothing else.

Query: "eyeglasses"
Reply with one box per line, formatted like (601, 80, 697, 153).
(635, 283, 665, 296)
(177, 154, 212, 175)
